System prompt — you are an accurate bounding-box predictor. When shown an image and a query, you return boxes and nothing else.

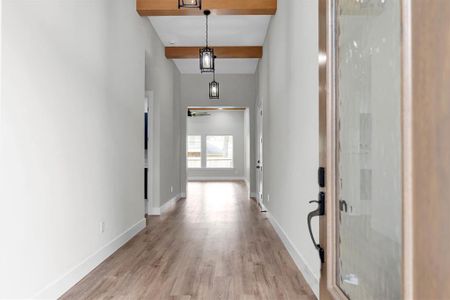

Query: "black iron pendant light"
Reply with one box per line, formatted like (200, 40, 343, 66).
(199, 10, 215, 73)
(209, 71, 219, 99)
(178, 0, 201, 9)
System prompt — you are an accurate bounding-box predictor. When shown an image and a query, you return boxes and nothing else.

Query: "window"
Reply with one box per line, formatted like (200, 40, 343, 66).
(187, 135, 201, 168)
(206, 136, 233, 168)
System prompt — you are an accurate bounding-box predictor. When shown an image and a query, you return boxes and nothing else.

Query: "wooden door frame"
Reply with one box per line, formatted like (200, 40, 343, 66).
(406, 1, 450, 299)
(319, 0, 347, 298)
(318, 0, 334, 298)
(401, 1, 413, 298)
(320, 0, 413, 299)
(322, 0, 347, 297)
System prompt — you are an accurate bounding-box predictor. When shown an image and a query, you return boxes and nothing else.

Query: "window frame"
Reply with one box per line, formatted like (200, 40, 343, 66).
(186, 135, 202, 169)
(205, 135, 234, 169)
(186, 134, 235, 170)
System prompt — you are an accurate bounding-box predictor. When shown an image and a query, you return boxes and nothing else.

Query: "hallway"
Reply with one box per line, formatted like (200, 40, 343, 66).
(61, 182, 315, 299)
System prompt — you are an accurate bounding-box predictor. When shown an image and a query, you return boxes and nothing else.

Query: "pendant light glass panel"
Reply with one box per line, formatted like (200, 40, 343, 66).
(209, 80, 219, 99)
(178, 0, 201, 9)
(200, 48, 215, 73)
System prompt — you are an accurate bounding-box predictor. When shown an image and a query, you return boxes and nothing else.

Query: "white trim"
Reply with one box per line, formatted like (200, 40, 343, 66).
(244, 179, 256, 199)
(259, 201, 268, 212)
(147, 207, 161, 215)
(148, 193, 184, 216)
(146, 197, 160, 215)
(0, 0, 2, 129)
(402, 1, 413, 298)
(187, 167, 236, 171)
(145, 90, 155, 217)
(241, 178, 256, 199)
(266, 211, 319, 298)
(160, 193, 182, 214)
(34, 219, 146, 299)
(187, 176, 246, 181)
(244, 179, 250, 189)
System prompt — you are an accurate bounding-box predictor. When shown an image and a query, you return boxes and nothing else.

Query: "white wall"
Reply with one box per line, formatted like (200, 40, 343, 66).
(0, 0, 180, 298)
(257, 0, 320, 295)
(187, 110, 246, 180)
(179, 74, 257, 194)
(146, 23, 182, 209)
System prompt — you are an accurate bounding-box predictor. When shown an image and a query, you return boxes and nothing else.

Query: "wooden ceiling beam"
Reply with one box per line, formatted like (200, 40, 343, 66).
(137, 0, 277, 16)
(165, 46, 262, 59)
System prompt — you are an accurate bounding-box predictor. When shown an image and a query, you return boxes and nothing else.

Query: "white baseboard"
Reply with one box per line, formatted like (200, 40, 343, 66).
(260, 201, 268, 212)
(148, 193, 184, 216)
(146, 198, 160, 215)
(34, 219, 146, 299)
(244, 179, 250, 189)
(160, 193, 182, 214)
(187, 176, 246, 181)
(266, 211, 319, 298)
(148, 207, 161, 215)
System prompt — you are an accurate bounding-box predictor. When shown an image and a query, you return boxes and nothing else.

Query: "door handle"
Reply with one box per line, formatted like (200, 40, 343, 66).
(307, 192, 325, 263)
(339, 200, 348, 212)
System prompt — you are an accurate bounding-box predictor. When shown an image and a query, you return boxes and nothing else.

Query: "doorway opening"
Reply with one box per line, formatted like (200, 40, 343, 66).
(185, 106, 252, 198)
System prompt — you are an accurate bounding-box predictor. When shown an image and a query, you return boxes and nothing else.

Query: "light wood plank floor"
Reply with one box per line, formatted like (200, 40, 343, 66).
(61, 181, 316, 300)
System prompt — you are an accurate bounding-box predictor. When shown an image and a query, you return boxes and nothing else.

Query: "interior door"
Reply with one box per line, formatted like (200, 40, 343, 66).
(321, 0, 403, 299)
(256, 106, 264, 208)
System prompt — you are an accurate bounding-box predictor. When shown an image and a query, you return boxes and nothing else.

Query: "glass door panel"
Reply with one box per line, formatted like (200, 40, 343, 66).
(335, 0, 402, 299)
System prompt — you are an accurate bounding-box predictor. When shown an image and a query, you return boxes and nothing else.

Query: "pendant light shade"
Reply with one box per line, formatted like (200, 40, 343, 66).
(209, 72, 219, 99)
(178, 0, 201, 9)
(200, 48, 215, 72)
(200, 10, 215, 73)
(209, 81, 219, 99)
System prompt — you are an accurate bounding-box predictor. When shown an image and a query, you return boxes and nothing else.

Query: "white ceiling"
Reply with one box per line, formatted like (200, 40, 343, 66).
(148, 15, 271, 73)
(149, 16, 271, 46)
